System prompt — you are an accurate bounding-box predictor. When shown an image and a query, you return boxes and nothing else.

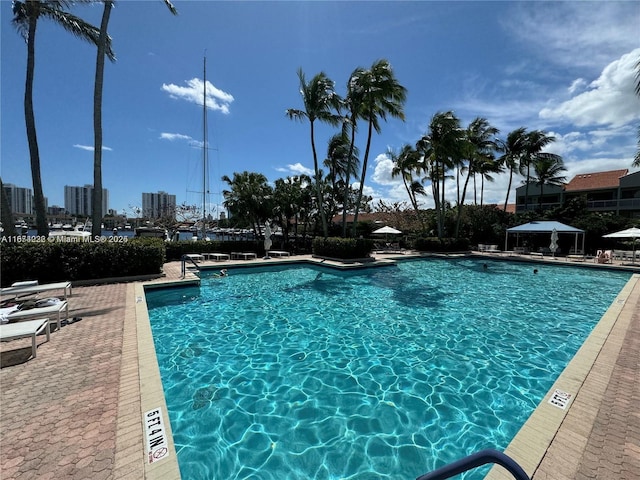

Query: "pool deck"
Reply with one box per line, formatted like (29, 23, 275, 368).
(0, 252, 638, 479)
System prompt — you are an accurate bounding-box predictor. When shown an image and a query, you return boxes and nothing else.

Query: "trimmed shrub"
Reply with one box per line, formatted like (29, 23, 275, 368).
(414, 236, 470, 252)
(0, 239, 165, 286)
(312, 237, 374, 259)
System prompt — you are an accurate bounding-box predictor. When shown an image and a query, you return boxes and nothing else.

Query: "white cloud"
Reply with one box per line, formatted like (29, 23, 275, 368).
(161, 78, 234, 114)
(73, 144, 112, 152)
(159, 132, 203, 148)
(160, 132, 192, 142)
(567, 78, 587, 94)
(540, 49, 640, 128)
(274, 162, 314, 177)
(504, 3, 640, 69)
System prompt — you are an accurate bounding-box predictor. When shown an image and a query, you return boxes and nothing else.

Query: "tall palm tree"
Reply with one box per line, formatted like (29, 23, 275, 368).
(497, 127, 528, 212)
(390, 144, 427, 230)
(350, 59, 407, 237)
(92, 0, 176, 237)
(324, 132, 360, 223)
(417, 111, 464, 238)
(286, 69, 342, 238)
(519, 130, 559, 212)
(454, 118, 498, 237)
(12, 0, 109, 235)
(533, 155, 567, 210)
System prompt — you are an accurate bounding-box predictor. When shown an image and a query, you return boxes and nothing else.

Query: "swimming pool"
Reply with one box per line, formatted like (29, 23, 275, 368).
(145, 258, 631, 479)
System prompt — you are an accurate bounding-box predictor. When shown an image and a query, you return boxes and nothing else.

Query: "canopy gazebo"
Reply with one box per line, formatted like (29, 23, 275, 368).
(505, 221, 585, 254)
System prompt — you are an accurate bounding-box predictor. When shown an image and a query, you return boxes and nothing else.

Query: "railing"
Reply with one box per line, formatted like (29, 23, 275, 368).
(180, 254, 201, 278)
(416, 449, 530, 480)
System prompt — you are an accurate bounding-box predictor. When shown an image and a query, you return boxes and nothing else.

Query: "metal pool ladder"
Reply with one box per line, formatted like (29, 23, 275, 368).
(416, 449, 530, 480)
(180, 254, 201, 278)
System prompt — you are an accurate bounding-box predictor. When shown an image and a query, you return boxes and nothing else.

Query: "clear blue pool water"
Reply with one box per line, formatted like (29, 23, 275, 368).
(145, 258, 631, 479)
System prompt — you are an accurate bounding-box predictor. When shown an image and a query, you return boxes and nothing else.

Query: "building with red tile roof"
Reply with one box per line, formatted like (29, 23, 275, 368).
(515, 169, 640, 218)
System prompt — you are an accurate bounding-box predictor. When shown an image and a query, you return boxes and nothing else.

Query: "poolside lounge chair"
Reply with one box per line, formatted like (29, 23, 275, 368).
(6, 300, 69, 331)
(0, 318, 50, 359)
(203, 253, 230, 261)
(269, 251, 290, 257)
(231, 252, 257, 260)
(0, 281, 72, 300)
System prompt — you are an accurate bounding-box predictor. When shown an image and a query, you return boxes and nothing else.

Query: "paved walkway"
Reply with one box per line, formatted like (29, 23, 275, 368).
(1, 255, 638, 479)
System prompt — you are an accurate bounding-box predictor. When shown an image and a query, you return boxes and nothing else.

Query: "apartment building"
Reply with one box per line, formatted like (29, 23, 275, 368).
(142, 191, 176, 219)
(64, 185, 109, 216)
(515, 169, 640, 218)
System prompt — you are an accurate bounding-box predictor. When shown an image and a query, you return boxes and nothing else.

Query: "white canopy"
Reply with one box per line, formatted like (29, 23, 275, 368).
(372, 226, 402, 235)
(506, 221, 584, 234)
(603, 227, 640, 239)
(603, 227, 640, 264)
(505, 221, 585, 253)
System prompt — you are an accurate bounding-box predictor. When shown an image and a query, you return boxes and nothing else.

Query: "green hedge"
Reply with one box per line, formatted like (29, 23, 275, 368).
(0, 239, 165, 287)
(413, 236, 470, 252)
(312, 237, 374, 259)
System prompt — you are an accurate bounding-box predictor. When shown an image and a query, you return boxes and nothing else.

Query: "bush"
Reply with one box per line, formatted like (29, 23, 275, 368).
(414, 236, 470, 252)
(312, 237, 374, 259)
(0, 239, 165, 286)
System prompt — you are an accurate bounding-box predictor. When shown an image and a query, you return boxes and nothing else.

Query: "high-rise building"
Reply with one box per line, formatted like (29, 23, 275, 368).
(142, 191, 176, 219)
(64, 185, 108, 216)
(3, 183, 34, 214)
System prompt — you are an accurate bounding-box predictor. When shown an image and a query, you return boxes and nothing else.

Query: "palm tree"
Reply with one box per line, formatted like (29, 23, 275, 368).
(324, 132, 359, 223)
(12, 0, 109, 235)
(417, 111, 464, 238)
(520, 130, 559, 212)
(533, 155, 567, 210)
(222, 171, 273, 236)
(286, 69, 342, 238)
(455, 118, 498, 236)
(350, 59, 407, 237)
(390, 144, 427, 230)
(92, 0, 176, 237)
(497, 127, 528, 212)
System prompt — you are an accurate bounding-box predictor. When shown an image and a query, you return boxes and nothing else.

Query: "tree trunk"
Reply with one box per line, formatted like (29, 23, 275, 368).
(92, 1, 113, 237)
(25, 14, 48, 236)
(310, 121, 328, 237)
(342, 117, 357, 237)
(351, 116, 374, 237)
(503, 167, 513, 212)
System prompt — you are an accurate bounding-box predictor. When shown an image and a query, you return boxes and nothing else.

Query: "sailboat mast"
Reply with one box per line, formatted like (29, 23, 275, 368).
(202, 56, 208, 239)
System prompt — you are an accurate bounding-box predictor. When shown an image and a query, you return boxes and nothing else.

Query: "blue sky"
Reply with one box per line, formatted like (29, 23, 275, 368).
(2, 1, 639, 217)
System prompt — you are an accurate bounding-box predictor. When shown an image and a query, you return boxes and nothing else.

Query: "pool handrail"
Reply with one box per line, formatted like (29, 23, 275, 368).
(180, 254, 201, 278)
(415, 449, 530, 480)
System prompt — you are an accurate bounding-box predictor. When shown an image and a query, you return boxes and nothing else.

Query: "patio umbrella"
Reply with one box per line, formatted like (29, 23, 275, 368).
(372, 225, 402, 244)
(549, 228, 559, 257)
(263, 223, 272, 259)
(603, 227, 640, 264)
(372, 226, 402, 235)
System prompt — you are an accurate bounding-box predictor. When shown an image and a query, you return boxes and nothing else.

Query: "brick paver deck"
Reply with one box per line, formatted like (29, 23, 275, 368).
(1, 255, 638, 479)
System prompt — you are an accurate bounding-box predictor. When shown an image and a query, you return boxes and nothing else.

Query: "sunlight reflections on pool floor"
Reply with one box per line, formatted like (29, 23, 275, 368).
(146, 258, 630, 479)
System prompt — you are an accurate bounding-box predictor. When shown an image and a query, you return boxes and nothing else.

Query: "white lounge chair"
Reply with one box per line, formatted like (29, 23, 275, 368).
(6, 301, 69, 331)
(0, 281, 72, 300)
(0, 318, 50, 359)
(269, 251, 290, 257)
